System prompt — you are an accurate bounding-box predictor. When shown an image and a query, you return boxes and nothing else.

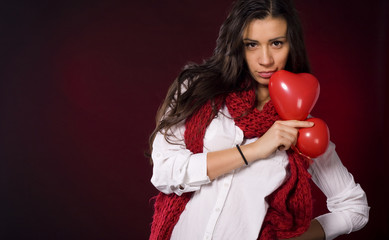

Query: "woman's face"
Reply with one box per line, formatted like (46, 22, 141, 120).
(243, 16, 290, 86)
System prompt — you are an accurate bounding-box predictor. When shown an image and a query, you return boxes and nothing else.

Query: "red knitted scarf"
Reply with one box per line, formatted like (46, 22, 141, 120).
(150, 88, 312, 240)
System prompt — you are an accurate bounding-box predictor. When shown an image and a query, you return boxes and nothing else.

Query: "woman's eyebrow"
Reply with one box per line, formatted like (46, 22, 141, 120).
(243, 38, 258, 42)
(243, 36, 287, 42)
(269, 36, 287, 41)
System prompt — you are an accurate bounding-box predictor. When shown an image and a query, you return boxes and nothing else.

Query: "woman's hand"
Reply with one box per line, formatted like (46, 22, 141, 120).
(278, 219, 325, 240)
(253, 120, 314, 159)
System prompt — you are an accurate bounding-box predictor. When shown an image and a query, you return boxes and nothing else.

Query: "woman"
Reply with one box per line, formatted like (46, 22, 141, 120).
(149, 0, 369, 239)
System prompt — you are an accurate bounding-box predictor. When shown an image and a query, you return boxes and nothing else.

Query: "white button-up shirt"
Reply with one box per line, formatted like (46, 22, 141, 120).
(151, 106, 369, 240)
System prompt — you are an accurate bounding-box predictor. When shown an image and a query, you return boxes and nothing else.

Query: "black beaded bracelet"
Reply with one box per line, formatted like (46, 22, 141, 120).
(236, 144, 248, 165)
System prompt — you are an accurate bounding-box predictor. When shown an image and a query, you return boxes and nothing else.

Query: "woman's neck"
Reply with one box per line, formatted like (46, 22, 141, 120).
(256, 85, 270, 110)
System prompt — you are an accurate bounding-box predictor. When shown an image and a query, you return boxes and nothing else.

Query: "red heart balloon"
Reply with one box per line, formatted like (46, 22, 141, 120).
(269, 70, 320, 120)
(296, 118, 330, 158)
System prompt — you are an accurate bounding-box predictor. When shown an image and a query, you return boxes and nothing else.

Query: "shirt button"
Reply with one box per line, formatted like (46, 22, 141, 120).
(155, 152, 162, 159)
(224, 183, 229, 188)
(215, 208, 220, 212)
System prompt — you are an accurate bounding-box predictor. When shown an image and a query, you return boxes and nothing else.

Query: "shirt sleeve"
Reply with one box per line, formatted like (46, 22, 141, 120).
(150, 122, 211, 196)
(309, 142, 370, 240)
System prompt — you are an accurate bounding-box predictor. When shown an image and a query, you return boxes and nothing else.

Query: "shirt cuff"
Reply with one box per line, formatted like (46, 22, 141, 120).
(315, 212, 351, 240)
(186, 152, 210, 185)
(174, 152, 210, 195)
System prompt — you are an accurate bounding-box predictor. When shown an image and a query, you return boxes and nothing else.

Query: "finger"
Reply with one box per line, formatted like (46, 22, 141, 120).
(273, 122, 299, 137)
(277, 134, 296, 151)
(278, 144, 285, 151)
(277, 120, 314, 128)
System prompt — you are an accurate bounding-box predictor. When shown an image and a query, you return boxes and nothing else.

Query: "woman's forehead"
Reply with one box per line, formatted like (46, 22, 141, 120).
(243, 16, 287, 41)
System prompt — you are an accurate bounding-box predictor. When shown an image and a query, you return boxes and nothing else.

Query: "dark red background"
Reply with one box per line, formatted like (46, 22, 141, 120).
(1, 0, 388, 239)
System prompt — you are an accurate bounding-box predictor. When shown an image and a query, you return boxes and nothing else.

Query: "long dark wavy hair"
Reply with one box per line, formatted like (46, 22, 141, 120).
(149, 0, 310, 157)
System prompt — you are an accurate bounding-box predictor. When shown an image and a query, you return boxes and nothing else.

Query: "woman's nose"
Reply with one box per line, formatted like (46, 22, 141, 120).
(258, 48, 274, 66)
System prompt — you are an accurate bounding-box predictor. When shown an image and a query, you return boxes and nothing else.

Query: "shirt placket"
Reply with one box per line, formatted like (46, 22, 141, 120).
(203, 172, 234, 240)
(203, 116, 243, 240)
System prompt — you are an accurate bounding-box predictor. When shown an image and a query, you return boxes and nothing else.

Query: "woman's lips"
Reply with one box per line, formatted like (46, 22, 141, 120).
(257, 71, 276, 78)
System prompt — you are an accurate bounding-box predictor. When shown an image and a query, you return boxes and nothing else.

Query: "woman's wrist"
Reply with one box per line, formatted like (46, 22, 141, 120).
(239, 141, 265, 163)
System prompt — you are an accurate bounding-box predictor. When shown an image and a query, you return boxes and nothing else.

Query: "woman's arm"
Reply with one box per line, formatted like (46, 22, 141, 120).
(308, 142, 370, 239)
(151, 119, 313, 194)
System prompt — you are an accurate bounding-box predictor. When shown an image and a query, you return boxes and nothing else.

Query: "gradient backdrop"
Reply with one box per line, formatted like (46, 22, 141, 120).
(1, 0, 388, 239)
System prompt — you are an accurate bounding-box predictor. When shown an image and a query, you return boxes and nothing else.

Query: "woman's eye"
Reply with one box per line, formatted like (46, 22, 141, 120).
(245, 42, 257, 49)
(272, 41, 283, 48)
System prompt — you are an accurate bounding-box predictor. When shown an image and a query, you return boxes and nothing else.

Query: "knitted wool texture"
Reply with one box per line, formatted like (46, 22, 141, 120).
(150, 88, 312, 240)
